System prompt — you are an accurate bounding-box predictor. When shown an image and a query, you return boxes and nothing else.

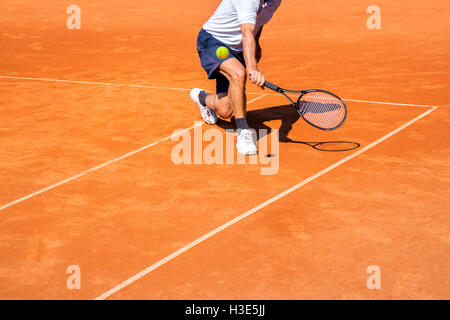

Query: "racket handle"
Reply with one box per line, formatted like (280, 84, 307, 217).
(264, 81, 282, 92)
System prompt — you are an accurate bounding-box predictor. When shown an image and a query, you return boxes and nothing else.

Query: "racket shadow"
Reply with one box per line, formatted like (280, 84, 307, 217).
(216, 104, 360, 152)
(297, 100, 343, 115)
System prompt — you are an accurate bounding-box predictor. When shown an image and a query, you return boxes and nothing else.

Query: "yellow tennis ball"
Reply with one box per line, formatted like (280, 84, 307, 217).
(216, 46, 229, 60)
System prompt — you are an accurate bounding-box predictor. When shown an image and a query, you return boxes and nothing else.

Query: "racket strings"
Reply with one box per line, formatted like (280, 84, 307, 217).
(297, 91, 346, 129)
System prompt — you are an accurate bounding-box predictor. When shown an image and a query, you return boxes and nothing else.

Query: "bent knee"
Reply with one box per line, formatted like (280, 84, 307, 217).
(217, 108, 233, 119)
(214, 97, 233, 119)
(231, 68, 247, 85)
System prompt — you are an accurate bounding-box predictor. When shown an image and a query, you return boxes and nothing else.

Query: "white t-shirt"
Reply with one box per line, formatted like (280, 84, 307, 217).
(203, 0, 282, 52)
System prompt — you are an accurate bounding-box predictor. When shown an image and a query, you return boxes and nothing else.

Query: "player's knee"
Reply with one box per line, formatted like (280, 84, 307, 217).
(231, 68, 247, 86)
(217, 107, 233, 119)
(215, 98, 233, 119)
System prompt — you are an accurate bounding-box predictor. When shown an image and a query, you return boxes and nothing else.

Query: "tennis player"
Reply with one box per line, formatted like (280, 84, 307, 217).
(190, 0, 282, 155)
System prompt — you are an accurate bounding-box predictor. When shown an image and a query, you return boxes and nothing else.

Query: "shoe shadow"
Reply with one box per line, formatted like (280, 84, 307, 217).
(216, 104, 360, 152)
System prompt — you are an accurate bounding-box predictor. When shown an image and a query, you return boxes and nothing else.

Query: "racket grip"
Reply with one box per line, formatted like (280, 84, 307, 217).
(264, 81, 281, 92)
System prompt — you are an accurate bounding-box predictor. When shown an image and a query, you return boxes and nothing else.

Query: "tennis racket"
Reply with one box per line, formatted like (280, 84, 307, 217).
(264, 81, 347, 130)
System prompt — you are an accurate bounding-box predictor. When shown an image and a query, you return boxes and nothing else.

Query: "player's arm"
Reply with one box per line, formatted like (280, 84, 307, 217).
(241, 23, 265, 87)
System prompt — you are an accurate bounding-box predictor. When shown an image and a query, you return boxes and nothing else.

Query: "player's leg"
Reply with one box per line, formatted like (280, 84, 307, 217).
(192, 30, 244, 123)
(191, 29, 256, 154)
(214, 58, 256, 155)
(206, 93, 232, 118)
(216, 58, 247, 121)
(203, 74, 233, 119)
(200, 58, 248, 122)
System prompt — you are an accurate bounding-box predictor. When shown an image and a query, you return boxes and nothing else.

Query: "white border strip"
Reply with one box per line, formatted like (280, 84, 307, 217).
(0, 75, 437, 108)
(0, 95, 267, 213)
(0, 75, 191, 91)
(94, 106, 437, 300)
(342, 98, 435, 108)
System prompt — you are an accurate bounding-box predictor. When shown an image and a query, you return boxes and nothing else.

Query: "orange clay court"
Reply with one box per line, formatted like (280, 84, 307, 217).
(0, 0, 449, 300)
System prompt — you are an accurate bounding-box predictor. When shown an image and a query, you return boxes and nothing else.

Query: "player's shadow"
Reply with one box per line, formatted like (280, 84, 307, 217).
(216, 104, 299, 142)
(216, 104, 360, 152)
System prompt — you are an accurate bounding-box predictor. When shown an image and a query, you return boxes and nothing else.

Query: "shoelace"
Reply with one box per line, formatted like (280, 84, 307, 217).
(203, 106, 214, 119)
(240, 131, 254, 143)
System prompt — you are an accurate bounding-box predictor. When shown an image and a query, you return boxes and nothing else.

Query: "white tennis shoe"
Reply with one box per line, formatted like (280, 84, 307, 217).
(236, 129, 257, 155)
(190, 88, 218, 125)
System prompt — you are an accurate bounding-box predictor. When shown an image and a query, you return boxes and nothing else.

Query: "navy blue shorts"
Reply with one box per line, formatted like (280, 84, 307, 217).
(196, 29, 246, 94)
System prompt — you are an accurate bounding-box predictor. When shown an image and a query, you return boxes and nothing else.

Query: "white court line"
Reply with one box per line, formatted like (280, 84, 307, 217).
(0, 75, 191, 91)
(0, 95, 267, 213)
(95, 106, 437, 300)
(0, 75, 437, 108)
(342, 98, 437, 108)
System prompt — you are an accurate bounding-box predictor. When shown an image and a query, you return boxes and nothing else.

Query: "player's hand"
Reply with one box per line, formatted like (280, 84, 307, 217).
(248, 70, 265, 88)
